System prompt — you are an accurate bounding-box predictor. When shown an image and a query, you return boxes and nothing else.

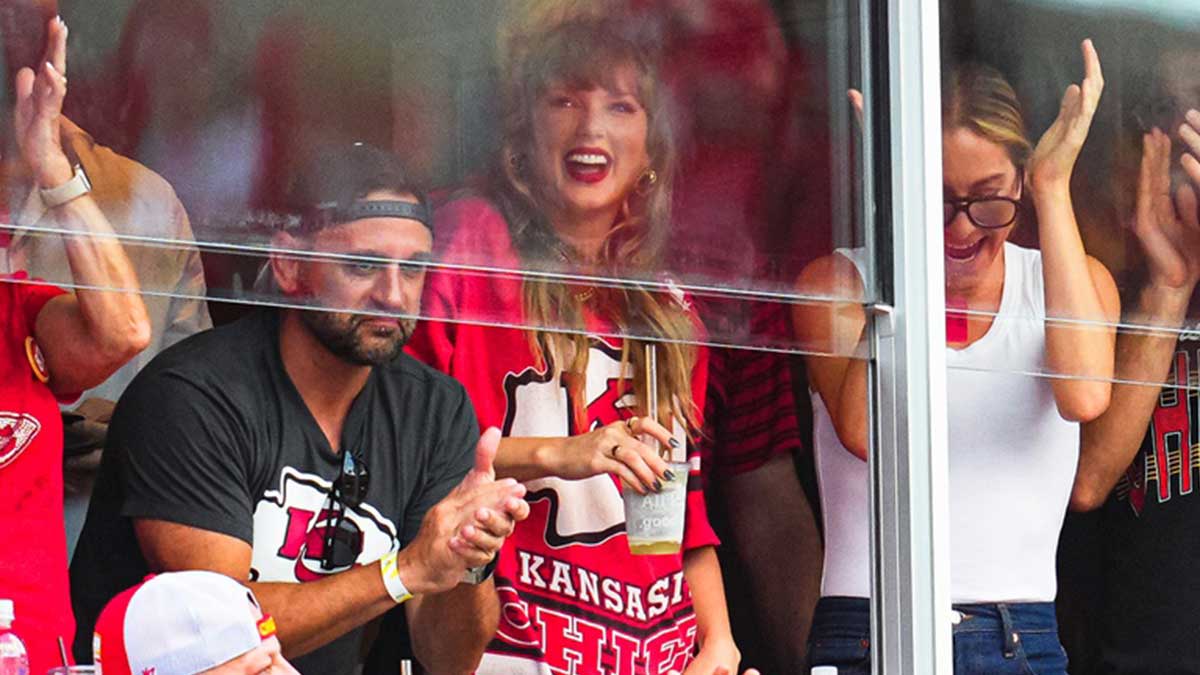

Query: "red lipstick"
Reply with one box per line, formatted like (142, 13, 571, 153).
(563, 147, 611, 184)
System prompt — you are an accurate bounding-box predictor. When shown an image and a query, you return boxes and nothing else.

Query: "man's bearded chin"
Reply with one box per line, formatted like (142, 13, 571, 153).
(300, 309, 416, 367)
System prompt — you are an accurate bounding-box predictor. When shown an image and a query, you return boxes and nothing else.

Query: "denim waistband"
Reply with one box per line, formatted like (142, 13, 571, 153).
(951, 602, 1058, 634)
(812, 596, 1058, 634)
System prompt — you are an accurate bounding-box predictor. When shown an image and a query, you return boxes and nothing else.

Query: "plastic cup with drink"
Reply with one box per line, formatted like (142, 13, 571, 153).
(623, 344, 689, 556)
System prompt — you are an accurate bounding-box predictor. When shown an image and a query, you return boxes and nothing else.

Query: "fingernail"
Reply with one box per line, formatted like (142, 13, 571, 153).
(653, 479, 663, 492)
(1188, 109, 1200, 125)
(668, 438, 680, 449)
(663, 469, 676, 482)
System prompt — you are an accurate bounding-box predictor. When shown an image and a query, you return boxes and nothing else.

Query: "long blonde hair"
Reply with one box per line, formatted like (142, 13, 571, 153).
(494, 9, 700, 435)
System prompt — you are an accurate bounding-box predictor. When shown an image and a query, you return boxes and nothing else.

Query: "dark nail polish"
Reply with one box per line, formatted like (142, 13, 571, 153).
(668, 438, 681, 449)
(653, 479, 663, 492)
(663, 470, 676, 482)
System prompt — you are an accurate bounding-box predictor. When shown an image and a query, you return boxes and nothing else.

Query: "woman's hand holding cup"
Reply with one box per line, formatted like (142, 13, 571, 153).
(554, 416, 676, 494)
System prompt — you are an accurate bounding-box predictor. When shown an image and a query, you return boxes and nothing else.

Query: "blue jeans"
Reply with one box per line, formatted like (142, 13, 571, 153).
(807, 597, 1069, 675)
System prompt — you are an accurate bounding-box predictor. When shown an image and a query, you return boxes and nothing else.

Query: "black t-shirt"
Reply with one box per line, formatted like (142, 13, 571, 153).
(1099, 337, 1200, 674)
(69, 311, 478, 675)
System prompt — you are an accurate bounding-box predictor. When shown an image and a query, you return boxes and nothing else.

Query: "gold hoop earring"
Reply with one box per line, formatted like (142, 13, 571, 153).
(636, 169, 658, 195)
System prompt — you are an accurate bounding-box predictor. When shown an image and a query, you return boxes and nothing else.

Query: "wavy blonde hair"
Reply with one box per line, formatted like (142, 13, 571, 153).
(493, 8, 700, 436)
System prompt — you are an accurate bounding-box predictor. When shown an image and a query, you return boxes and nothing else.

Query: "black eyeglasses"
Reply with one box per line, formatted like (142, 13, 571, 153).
(943, 195, 1023, 229)
(944, 167, 1025, 230)
(321, 449, 370, 571)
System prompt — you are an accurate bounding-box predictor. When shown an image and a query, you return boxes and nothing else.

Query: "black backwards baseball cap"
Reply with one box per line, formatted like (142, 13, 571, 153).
(285, 142, 431, 234)
(253, 143, 432, 295)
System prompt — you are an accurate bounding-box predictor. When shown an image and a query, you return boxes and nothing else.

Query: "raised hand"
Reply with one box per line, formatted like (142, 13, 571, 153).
(553, 416, 676, 494)
(1131, 127, 1200, 292)
(1027, 39, 1104, 190)
(12, 16, 72, 188)
(1181, 109, 1200, 196)
(404, 428, 529, 594)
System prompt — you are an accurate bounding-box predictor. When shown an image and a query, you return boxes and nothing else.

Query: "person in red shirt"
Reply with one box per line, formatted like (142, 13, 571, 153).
(407, 9, 756, 675)
(0, 11, 151, 675)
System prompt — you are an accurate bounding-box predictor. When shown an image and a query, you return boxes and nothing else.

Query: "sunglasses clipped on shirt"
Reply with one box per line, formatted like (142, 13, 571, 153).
(943, 169, 1024, 230)
(321, 448, 370, 571)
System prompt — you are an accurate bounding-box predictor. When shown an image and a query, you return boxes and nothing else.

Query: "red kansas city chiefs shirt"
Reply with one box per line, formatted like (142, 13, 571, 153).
(0, 272, 75, 675)
(407, 196, 720, 675)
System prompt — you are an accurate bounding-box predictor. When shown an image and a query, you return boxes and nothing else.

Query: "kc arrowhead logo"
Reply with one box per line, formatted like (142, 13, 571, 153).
(0, 412, 40, 468)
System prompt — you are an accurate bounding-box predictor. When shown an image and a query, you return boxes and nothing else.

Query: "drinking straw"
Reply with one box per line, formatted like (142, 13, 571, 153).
(57, 636, 68, 667)
(644, 343, 666, 461)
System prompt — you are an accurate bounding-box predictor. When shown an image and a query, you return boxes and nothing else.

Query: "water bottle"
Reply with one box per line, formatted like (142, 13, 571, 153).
(0, 600, 29, 675)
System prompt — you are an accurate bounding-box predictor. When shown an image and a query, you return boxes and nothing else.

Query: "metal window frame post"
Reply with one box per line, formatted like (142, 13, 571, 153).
(866, 0, 953, 673)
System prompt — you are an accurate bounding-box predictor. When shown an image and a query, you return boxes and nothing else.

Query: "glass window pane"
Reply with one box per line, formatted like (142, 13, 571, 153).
(2, 2, 874, 675)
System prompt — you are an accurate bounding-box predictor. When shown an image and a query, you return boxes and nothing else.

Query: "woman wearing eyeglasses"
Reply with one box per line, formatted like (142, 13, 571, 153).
(793, 42, 1119, 674)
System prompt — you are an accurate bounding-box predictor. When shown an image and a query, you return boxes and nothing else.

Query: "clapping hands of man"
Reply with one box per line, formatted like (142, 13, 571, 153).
(403, 428, 530, 594)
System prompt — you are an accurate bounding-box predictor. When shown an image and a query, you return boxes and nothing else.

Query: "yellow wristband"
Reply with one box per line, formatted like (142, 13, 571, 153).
(379, 550, 413, 604)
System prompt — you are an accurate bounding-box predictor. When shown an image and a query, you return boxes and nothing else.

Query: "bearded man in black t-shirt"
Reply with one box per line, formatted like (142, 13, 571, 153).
(69, 145, 530, 675)
(1067, 110, 1200, 673)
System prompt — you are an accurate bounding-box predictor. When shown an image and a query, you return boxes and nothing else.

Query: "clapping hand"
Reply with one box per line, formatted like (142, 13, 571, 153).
(1131, 127, 1200, 292)
(1179, 109, 1200, 205)
(12, 16, 72, 188)
(406, 428, 529, 594)
(449, 427, 530, 564)
(1028, 39, 1104, 191)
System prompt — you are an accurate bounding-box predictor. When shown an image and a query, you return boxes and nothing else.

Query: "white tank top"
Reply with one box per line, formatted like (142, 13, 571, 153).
(814, 242, 1080, 602)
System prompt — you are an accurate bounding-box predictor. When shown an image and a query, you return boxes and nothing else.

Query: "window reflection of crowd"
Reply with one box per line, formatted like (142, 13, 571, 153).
(6, 0, 1200, 673)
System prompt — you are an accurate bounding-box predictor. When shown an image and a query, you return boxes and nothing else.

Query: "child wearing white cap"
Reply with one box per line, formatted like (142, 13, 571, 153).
(92, 570, 299, 675)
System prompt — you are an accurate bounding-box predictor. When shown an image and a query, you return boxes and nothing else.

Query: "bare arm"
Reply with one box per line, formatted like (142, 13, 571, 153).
(1073, 287, 1188, 510)
(1033, 219, 1120, 420)
(134, 521, 397, 659)
(495, 416, 676, 493)
(792, 254, 870, 459)
(19, 18, 149, 395)
(405, 581, 499, 675)
(681, 546, 743, 675)
(1026, 40, 1118, 421)
(34, 193, 152, 394)
(724, 455, 823, 672)
(1073, 126, 1200, 510)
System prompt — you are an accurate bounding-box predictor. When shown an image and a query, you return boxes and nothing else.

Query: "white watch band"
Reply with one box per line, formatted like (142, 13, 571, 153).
(39, 164, 92, 209)
(379, 550, 413, 604)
